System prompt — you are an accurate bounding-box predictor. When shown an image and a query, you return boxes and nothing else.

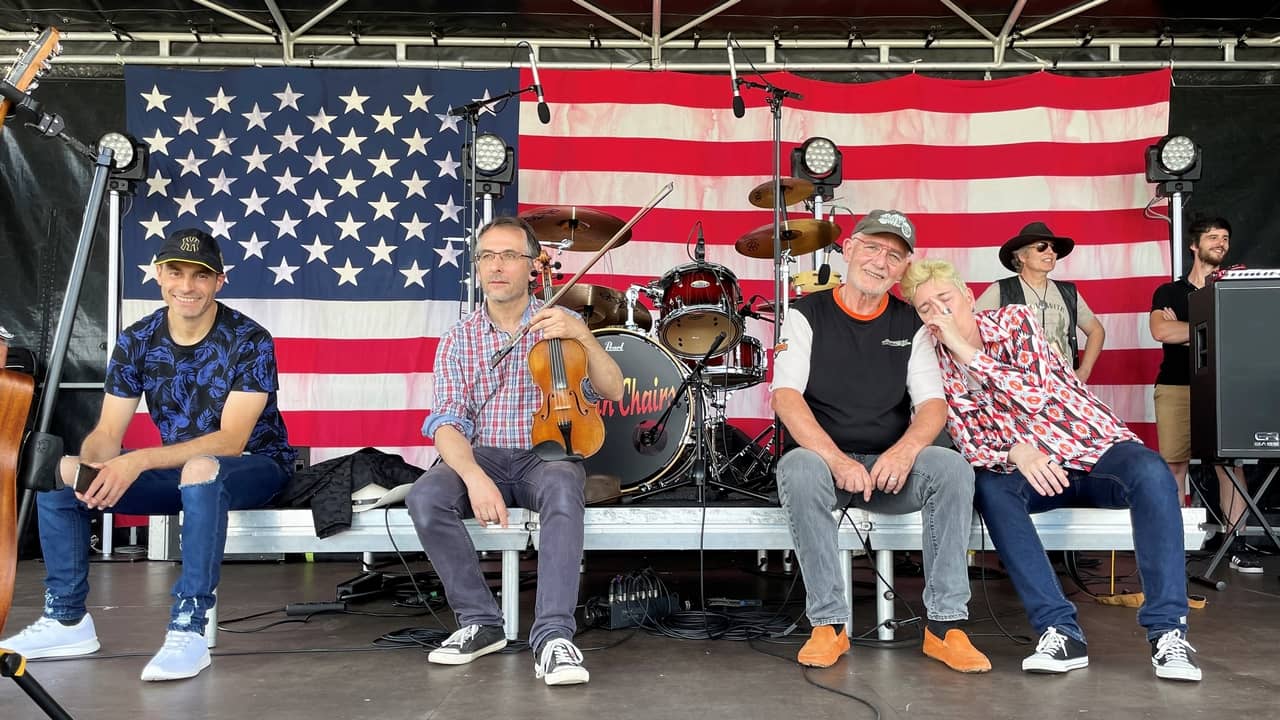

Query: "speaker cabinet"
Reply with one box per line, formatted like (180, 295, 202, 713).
(1190, 279, 1280, 459)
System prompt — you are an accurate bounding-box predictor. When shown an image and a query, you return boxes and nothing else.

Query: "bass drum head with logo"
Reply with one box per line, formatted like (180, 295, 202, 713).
(586, 328, 692, 493)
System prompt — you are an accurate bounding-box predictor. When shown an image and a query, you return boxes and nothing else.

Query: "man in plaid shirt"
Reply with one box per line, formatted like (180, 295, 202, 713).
(407, 216, 623, 686)
(903, 258, 1202, 683)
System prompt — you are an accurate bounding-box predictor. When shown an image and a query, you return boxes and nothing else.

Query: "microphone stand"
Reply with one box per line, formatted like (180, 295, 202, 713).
(736, 76, 802, 472)
(454, 85, 537, 312)
(635, 333, 772, 503)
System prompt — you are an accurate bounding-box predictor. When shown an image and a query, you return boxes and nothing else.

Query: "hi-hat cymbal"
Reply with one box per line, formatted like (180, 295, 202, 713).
(734, 219, 842, 259)
(520, 206, 631, 252)
(551, 284, 652, 330)
(747, 178, 815, 209)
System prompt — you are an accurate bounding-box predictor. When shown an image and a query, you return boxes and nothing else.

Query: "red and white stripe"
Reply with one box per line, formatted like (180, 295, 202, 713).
(124, 68, 1173, 465)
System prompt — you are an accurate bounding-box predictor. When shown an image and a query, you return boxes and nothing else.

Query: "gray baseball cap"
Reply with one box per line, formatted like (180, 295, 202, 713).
(853, 209, 916, 251)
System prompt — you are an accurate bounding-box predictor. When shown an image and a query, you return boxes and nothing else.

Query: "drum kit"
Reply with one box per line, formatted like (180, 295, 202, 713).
(520, 178, 843, 501)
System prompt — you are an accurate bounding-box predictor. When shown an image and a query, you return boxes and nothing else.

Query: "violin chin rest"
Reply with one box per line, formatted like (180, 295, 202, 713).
(532, 441, 584, 463)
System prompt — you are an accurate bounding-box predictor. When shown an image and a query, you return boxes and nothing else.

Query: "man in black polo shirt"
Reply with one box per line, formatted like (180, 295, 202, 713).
(771, 210, 988, 673)
(1149, 216, 1255, 572)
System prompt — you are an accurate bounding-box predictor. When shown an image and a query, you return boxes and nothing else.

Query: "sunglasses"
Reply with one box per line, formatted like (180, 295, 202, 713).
(1030, 241, 1054, 253)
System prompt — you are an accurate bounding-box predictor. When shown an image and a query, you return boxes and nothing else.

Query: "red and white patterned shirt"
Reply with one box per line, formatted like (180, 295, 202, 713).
(931, 304, 1139, 472)
(422, 298, 599, 449)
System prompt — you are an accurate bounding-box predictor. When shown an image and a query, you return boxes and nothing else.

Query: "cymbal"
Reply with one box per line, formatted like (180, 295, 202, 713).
(734, 219, 842, 259)
(551, 284, 652, 330)
(747, 178, 815, 209)
(520, 206, 631, 252)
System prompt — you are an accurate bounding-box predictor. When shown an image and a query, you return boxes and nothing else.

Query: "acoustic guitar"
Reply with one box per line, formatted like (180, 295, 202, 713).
(0, 26, 61, 134)
(0, 26, 62, 635)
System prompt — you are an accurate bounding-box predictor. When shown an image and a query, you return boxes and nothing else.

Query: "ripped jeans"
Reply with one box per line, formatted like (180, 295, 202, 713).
(36, 454, 288, 634)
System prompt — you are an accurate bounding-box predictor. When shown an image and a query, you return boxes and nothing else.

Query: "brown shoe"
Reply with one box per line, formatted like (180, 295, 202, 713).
(797, 625, 850, 668)
(923, 628, 992, 673)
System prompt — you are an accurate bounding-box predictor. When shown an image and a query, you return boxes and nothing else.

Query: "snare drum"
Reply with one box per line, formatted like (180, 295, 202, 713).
(696, 336, 766, 390)
(586, 329, 693, 493)
(656, 262, 744, 359)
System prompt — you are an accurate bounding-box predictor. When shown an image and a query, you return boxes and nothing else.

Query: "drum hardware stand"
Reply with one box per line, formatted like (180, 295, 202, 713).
(634, 333, 772, 503)
(623, 285, 648, 332)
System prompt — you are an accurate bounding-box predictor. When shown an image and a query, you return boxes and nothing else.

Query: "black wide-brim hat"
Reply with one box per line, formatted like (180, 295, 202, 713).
(998, 222, 1075, 272)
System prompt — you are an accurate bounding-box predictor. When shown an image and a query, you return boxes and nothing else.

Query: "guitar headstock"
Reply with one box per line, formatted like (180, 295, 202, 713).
(0, 27, 63, 131)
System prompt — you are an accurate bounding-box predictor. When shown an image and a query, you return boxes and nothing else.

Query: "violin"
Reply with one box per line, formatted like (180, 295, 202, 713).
(527, 252, 605, 461)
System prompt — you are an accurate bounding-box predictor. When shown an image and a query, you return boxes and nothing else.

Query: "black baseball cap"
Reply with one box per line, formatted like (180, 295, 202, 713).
(156, 228, 225, 274)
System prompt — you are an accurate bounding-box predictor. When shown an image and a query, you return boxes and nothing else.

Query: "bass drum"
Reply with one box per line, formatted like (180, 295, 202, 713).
(586, 328, 693, 494)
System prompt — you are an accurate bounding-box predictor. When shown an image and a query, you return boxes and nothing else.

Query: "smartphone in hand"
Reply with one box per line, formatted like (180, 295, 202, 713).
(74, 463, 101, 494)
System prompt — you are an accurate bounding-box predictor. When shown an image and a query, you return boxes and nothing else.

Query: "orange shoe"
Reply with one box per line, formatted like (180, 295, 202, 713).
(797, 625, 850, 668)
(923, 628, 992, 673)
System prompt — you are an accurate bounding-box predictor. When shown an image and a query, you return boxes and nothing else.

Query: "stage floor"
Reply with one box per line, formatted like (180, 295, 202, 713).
(1, 550, 1276, 720)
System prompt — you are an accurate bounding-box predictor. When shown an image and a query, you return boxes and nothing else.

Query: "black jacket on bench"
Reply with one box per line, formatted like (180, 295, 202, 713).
(278, 448, 424, 538)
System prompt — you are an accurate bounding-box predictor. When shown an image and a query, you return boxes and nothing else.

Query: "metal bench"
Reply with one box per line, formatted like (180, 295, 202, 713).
(152, 505, 1209, 645)
(149, 509, 532, 644)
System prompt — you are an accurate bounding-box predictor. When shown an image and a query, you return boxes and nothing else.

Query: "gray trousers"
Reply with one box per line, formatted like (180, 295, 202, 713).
(406, 447, 585, 654)
(776, 445, 976, 626)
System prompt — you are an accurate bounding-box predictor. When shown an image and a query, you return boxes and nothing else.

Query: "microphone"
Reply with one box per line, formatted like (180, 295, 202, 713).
(634, 420, 667, 455)
(817, 249, 832, 286)
(528, 44, 551, 124)
(727, 37, 745, 119)
(694, 224, 706, 263)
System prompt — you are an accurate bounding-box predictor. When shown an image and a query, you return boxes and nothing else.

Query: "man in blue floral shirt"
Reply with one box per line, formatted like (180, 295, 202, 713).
(2, 228, 294, 682)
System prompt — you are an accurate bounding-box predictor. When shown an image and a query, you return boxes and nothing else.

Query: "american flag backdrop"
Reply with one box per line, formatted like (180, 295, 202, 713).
(122, 66, 1172, 466)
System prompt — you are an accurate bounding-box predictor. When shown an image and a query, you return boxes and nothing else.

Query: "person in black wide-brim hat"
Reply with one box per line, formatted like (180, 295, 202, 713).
(975, 222, 1107, 383)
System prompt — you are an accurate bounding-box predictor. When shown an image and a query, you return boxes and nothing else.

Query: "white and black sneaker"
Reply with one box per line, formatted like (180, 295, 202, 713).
(427, 624, 507, 665)
(1229, 553, 1263, 574)
(1151, 629, 1202, 681)
(1022, 627, 1089, 673)
(535, 637, 590, 686)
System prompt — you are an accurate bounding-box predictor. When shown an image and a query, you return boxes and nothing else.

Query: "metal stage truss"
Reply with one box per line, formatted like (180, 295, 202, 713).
(2, 1, 1280, 74)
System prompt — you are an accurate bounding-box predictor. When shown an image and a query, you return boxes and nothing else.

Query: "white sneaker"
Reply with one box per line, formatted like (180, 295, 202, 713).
(534, 638, 589, 686)
(0, 615, 100, 659)
(140, 630, 211, 681)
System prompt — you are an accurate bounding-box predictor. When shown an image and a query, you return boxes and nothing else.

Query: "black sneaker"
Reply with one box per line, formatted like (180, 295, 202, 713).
(1230, 553, 1263, 574)
(1022, 627, 1089, 673)
(534, 637, 589, 686)
(427, 624, 507, 665)
(1151, 629, 1201, 681)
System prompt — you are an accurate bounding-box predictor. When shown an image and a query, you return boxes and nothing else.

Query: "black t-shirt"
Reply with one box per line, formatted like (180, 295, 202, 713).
(1150, 278, 1196, 386)
(772, 290, 930, 454)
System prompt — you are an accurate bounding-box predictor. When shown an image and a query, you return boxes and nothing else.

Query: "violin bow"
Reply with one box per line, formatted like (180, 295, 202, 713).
(488, 182, 674, 369)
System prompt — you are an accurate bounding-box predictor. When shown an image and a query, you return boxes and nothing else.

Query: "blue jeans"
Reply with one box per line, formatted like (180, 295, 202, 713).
(776, 445, 976, 626)
(406, 447, 584, 654)
(37, 454, 288, 634)
(973, 441, 1189, 643)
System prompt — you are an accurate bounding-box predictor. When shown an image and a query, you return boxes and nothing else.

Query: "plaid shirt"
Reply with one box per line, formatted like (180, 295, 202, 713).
(422, 298, 599, 449)
(932, 304, 1138, 472)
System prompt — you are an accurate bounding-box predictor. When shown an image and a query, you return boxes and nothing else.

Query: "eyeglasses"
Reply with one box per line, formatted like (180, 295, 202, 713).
(853, 240, 907, 267)
(476, 250, 535, 266)
(1030, 241, 1053, 253)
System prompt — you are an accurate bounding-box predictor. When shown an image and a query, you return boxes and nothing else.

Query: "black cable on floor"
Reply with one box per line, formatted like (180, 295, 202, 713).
(747, 636, 881, 720)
